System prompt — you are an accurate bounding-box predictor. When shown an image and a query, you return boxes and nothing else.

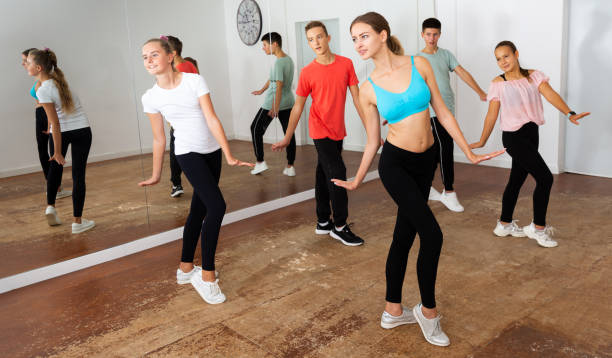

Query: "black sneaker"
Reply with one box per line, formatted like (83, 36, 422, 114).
(171, 185, 184, 198)
(330, 224, 364, 246)
(315, 221, 334, 235)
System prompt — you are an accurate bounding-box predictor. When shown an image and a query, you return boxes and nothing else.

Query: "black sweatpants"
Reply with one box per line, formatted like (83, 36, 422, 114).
(378, 141, 442, 309)
(431, 116, 454, 191)
(250, 107, 295, 164)
(501, 122, 553, 227)
(47, 127, 92, 217)
(313, 138, 348, 227)
(176, 150, 226, 271)
(169, 127, 182, 187)
(35, 107, 52, 180)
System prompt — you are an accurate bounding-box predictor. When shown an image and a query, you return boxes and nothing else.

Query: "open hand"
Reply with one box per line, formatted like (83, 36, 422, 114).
(469, 141, 484, 149)
(569, 112, 590, 125)
(251, 90, 263, 95)
(271, 139, 289, 152)
(227, 156, 254, 167)
(467, 148, 506, 164)
(331, 179, 359, 191)
(138, 176, 160, 187)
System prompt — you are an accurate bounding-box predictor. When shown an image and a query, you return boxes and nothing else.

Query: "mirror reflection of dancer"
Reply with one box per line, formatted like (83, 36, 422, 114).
(27, 49, 95, 234)
(165, 35, 200, 198)
(250, 32, 296, 176)
(417, 18, 488, 212)
(471, 41, 590, 248)
(334, 12, 503, 346)
(139, 38, 253, 304)
(273, 21, 367, 246)
(21, 48, 71, 200)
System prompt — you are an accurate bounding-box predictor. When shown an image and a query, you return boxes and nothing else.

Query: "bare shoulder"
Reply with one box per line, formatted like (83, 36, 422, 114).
(359, 80, 376, 104)
(413, 55, 431, 68)
(492, 76, 504, 83)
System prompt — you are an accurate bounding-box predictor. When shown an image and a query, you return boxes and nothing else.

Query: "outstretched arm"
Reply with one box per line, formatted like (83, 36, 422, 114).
(272, 95, 307, 151)
(470, 100, 500, 148)
(454, 65, 487, 101)
(139, 113, 166, 186)
(420, 57, 504, 163)
(252, 80, 270, 95)
(539, 82, 590, 125)
(199, 94, 253, 167)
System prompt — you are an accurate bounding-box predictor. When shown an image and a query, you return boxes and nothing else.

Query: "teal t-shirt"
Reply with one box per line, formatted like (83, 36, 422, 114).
(417, 47, 459, 116)
(262, 56, 295, 111)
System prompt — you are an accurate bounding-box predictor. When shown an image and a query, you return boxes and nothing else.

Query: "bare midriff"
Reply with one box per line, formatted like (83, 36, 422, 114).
(386, 109, 434, 153)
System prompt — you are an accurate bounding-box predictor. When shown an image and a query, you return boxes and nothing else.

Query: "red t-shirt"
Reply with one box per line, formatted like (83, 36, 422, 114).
(296, 55, 359, 140)
(176, 61, 198, 74)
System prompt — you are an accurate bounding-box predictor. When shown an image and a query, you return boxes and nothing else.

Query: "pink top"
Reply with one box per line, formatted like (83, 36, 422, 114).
(487, 70, 549, 132)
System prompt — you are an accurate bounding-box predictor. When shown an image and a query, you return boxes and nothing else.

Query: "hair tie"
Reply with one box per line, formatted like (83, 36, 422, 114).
(159, 35, 168, 41)
(43, 47, 50, 52)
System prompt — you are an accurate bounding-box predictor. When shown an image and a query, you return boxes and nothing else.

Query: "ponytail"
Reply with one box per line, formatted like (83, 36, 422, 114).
(387, 35, 404, 56)
(30, 49, 75, 113)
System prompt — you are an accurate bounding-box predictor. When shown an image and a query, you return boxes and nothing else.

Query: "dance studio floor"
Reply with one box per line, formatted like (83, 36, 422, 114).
(1, 164, 611, 357)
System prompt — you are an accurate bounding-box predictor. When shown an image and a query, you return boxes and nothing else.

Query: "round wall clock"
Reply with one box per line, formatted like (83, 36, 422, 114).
(236, 0, 263, 46)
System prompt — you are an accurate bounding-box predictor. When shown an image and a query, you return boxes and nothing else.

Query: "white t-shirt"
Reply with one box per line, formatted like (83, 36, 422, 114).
(37, 80, 89, 132)
(141, 73, 220, 155)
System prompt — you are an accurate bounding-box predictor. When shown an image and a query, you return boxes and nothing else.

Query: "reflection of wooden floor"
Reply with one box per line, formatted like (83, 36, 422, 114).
(0, 140, 377, 277)
(1, 166, 610, 357)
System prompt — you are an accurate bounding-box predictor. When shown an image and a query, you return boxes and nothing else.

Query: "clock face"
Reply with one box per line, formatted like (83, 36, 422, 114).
(237, 0, 262, 46)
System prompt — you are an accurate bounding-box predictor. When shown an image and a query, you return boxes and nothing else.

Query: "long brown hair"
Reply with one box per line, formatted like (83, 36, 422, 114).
(30, 48, 75, 113)
(350, 12, 404, 56)
(495, 40, 530, 80)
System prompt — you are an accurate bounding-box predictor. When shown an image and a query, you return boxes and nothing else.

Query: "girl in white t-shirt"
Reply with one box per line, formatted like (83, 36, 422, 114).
(139, 38, 253, 304)
(27, 48, 95, 234)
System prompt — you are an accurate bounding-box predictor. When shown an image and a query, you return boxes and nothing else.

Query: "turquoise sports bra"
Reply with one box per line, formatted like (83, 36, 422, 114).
(368, 56, 431, 124)
(30, 82, 38, 100)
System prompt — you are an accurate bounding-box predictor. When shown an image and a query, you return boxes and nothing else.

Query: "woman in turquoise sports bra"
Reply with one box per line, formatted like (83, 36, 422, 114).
(333, 12, 504, 347)
(21, 48, 69, 199)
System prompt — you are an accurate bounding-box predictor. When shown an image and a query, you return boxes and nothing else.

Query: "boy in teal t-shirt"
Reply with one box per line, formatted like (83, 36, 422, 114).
(250, 32, 296, 176)
(418, 17, 487, 212)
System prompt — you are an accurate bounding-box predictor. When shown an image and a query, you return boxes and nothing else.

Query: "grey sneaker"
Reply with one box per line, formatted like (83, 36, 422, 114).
(190, 276, 226, 304)
(177, 266, 218, 284)
(493, 220, 526, 237)
(45, 205, 62, 226)
(56, 190, 72, 199)
(380, 306, 417, 329)
(413, 303, 450, 347)
(523, 223, 558, 248)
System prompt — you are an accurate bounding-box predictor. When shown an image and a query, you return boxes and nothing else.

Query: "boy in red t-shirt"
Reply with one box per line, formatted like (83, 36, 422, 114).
(165, 35, 200, 198)
(273, 21, 366, 246)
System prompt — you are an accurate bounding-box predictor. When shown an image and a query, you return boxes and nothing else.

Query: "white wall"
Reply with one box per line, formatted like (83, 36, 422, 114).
(0, 0, 232, 178)
(565, 0, 612, 178)
(436, 0, 568, 174)
(223, 0, 434, 150)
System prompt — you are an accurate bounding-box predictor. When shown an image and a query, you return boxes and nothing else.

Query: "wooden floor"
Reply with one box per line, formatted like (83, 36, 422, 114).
(0, 164, 610, 357)
(0, 140, 377, 277)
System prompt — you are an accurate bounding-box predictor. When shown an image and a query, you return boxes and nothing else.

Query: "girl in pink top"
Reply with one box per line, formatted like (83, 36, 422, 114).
(471, 41, 590, 248)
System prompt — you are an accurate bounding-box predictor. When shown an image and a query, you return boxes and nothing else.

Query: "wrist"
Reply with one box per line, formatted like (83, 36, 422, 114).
(566, 110, 576, 118)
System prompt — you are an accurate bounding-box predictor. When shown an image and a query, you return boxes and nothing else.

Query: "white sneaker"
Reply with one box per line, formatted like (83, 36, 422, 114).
(177, 266, 218, 284)
(439, 190, 464, 212)
(56, 190, 72, 199)
(523, 222, 558, 248)
(413, 303, 450, 347)
(190, 276, 226, 304)
(380, 306, 417, 329)
(250, 161, 268, 175)
(428, 187, 441, 201)
(493, 220, 526, 237)
(72, 219, 95, 234)
(283, 166, 296, 177)
(45, 206, 62, 226)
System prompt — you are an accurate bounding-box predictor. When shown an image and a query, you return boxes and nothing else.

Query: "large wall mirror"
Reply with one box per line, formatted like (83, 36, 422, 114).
(1, 0, 426, 285)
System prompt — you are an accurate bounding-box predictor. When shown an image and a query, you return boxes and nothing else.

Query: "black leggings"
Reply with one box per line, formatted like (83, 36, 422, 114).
(250, 107, 295, 164)
(378, 141, 442, 309)
(169, 127, 182, 186)
(501, 122, 553, 226)
(431, 116, 454, 191)
(176, 150, 226, 271)
(35, 107, 52, 180)
(47, 127, 92, 217)
(314, 138, 348, 227)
